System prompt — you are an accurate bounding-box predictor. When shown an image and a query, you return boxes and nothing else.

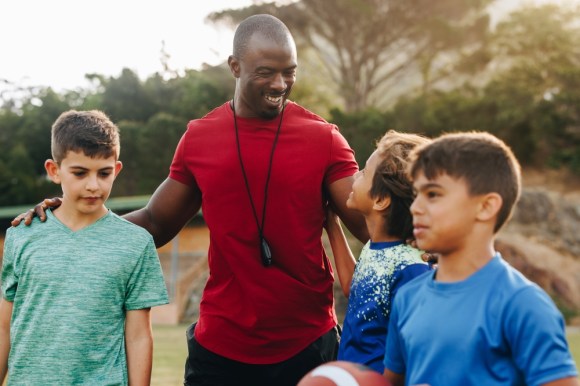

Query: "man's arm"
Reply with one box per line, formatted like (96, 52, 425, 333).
(125, 308, 153, 386)
(11, 178, 201, 247)
(0, 299, 13, 384)
(327, 175, 368, 243)
(124, 178, 201, 248)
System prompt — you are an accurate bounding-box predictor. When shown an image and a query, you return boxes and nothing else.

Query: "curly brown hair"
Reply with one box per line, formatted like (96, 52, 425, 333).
(370, 130, 431, 239)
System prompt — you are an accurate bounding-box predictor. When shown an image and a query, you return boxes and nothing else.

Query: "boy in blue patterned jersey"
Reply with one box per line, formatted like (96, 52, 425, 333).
(326, 130, 432, 373)
(0, 110, 169, 385)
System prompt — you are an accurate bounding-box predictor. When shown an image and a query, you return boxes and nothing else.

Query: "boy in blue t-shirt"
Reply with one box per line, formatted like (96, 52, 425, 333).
(383, 132, 578, 386)
(326, 130, 432, 373)
(0, 110, 169, 385)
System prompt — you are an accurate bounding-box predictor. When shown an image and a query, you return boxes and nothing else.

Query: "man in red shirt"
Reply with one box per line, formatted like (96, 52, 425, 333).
(15, 14, 368, 386)
(164, 14, 367, 385)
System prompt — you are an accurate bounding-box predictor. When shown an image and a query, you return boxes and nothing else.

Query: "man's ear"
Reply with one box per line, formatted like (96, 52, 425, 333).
(114, 161, 123, 178)
(44, 159, 61, 184)
(373, 195, 391, 212)
(228, 55, 241, 78)
(476, 193, 502, 223)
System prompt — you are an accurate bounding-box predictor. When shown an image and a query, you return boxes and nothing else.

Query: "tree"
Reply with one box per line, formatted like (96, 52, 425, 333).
(145, 66, 233, 121)
(208, 0, 494, 111)
(483, 4, 580, 169)
(372, 3, 580, 174)
(99, 68, 157, 123)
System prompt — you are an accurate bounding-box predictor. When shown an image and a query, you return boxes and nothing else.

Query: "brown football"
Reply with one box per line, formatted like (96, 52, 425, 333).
(298, 361, 392, 386)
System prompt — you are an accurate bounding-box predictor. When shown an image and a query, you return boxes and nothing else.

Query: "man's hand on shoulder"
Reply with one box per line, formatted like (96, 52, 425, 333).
(11, 197, 62, 226)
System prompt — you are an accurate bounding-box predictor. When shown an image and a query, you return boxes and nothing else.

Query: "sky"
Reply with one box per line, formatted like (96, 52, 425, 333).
(0, 0, 577, 95)
(0, 0, 253, 93)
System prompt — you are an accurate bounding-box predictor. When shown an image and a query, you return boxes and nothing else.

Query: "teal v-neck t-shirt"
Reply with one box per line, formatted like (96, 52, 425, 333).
(2, 209, 169, 385)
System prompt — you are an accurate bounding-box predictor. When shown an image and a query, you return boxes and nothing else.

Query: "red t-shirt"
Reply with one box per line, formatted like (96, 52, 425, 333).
(169, 101, 358, 363)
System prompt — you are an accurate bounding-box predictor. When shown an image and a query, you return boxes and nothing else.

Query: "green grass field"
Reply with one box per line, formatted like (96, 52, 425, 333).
(152, 324, 189, 386)
(568, 329, 580, 366)
(151, 324, 580, 385)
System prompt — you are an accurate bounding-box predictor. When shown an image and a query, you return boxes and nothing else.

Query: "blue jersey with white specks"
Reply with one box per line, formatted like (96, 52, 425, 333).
(338, 240, 430, 373)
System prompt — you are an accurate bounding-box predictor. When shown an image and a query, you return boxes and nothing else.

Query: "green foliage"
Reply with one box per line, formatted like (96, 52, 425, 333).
(330, 108, 394, 166)
(371, 3, 580, 174)
(100, 68, 157, 122)
(208, 0, 495, 111)
(1, 0, 580, 211)
(0, 66, 233, 205)
(112, 113, 191, 196)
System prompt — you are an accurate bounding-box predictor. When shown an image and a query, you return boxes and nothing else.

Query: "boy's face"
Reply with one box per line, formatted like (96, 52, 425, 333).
(45, 150, 122, 221)
(411, 171, 482, 255)
(347, 150, 380, 214)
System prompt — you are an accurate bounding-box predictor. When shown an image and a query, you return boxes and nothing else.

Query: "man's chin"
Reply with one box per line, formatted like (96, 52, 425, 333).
(259, 107, 283, 120)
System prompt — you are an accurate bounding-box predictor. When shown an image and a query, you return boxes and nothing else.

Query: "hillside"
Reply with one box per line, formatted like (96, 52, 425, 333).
(495, 169, 580, 323)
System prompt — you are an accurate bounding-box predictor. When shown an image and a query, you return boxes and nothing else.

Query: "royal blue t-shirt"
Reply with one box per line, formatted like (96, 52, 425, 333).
(384, 253, 578, 385)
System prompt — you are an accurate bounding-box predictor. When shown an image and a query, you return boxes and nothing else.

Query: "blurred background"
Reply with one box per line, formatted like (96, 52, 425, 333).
(1, 1, 579, 383)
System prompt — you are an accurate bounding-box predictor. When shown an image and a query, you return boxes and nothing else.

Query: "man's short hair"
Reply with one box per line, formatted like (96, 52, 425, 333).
(233, 14, 293, 59)
(409, 131, 521, 232)
(51, 110, 120, 163)
(371, 130, 431, 239)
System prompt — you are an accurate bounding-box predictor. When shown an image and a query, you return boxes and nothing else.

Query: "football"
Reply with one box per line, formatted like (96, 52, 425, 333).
(297, 361, 392, 386)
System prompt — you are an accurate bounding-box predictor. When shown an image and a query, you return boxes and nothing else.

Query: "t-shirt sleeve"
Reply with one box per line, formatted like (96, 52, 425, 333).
(324, 126, 358, 186)
(125, 237, 170, 310)
(383, 298, 406, 374)
(169, 129, 195, 186)
(392, 264, 430, 299)
(1, 228, 18, 301)
(504, 286, 578, 385)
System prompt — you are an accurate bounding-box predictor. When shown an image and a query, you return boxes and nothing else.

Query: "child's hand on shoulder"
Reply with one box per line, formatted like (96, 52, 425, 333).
(406, 238, 439, 266)
(324, 204, 341, 231)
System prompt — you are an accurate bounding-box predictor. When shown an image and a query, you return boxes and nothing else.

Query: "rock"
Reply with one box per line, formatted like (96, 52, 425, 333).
(499, 188, 580, 322)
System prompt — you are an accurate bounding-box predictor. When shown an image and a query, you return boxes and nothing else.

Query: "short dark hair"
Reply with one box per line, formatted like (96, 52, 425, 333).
(370, 130, 431, 239)
(51, 110, 120, 163)
(409, 131, 521, 232)
(233, 14, 293, 59)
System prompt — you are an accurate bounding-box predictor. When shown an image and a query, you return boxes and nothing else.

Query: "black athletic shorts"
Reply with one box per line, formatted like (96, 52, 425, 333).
(183, 323, 340, 386)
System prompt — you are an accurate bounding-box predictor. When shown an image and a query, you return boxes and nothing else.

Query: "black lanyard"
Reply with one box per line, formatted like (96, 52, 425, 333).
(233, 102, 285, 267)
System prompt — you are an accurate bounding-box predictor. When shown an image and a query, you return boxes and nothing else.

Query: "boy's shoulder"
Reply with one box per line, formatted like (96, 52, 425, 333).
(373, 243, 428, 267)
(491, 256, 553, 306)
(398, 254, 543, 300)
(489, 255, 537, 293)
(359, 243, 429, 272)
(6, 215, 53, 240)
(101, 211, 154, 242)
(392, 243, 427, 262)
(6, 211, 152, 242)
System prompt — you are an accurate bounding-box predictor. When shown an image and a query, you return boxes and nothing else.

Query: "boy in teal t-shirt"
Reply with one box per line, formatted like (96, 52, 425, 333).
(0, 110, 169, 385)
